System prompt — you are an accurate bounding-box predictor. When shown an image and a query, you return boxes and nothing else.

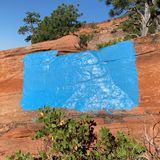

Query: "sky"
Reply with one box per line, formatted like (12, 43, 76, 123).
(0, 0, 112, 50)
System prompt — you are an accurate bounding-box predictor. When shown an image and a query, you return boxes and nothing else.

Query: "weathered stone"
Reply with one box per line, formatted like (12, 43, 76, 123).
(0, 35, 81, 116)
(0, 25, 160, 158)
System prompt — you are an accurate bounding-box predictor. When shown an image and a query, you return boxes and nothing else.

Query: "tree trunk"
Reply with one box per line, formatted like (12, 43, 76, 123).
(152, 0, 160, 33)
(155, 16, 160, 33)
(141, 2, 151, 36)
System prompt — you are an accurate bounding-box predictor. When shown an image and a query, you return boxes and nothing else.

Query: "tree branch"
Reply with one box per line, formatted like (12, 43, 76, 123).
(134, 8, 145, 21)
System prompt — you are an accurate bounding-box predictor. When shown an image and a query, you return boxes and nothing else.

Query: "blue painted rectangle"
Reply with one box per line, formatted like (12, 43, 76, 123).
(21, 41, 139, 112)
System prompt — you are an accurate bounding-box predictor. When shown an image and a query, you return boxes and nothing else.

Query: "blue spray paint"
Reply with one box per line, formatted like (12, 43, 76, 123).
(21, 41, 139, 112)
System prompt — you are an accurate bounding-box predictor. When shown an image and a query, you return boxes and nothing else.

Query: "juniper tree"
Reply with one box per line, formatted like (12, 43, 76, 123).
(105, 0, 160, 38)
(18, 4, 83, 44)
(18, 12, 41, 42)
(31, 3, 84, 43)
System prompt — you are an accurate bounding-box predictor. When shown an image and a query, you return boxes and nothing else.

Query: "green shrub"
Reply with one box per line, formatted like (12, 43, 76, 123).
(90, 128, 146, 160)
(6, 107, 146, 160)
(6, 150, 34, 160)
(79, 34, 94, 48)
(33, 107, 97, 160)
(89, 23, 99, 29)
(96, 37, 129, 49)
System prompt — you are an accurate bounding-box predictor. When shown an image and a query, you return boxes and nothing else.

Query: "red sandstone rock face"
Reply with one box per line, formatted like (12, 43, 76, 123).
(0, 33, 160, 158)
(0, 35, 81, 116)
(0, 35, 81, 159)
(134, 34, 160, 114)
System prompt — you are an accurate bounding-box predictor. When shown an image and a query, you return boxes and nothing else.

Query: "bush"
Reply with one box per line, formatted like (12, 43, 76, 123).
(79, 34, 94, 48)
(33, 107, 97, 160)
(91, 128, 146, 160)
(89, 23, 99, 29)
(96, 37, 129, 49)
(7, 107, 146, 160)
(6, 150, 34, 160)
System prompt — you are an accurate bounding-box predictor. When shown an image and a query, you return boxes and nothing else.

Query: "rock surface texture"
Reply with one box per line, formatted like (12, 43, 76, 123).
(0, 31, 160, 159)
(0, 35, 81, 116)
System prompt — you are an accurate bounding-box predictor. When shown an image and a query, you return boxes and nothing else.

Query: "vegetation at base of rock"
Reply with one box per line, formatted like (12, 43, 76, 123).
(18, 4, 84, 44)
(6, 150, 34, 160)
(88, 23, 99, 29)
(79, 34, 94, 48)
(96, 37, 128, 49)
(6, 107, 146, 160)
(105, 0, 160, 38)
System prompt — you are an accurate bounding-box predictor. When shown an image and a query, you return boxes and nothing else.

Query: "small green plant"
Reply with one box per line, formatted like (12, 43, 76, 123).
(79, 34, 94, 48)
(6, 150, 34, 160)
(90, 128, 146, 160)
(7, 107, 146, 160)
(89, 23, 99, 29)
(96, 37, 129, 49)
